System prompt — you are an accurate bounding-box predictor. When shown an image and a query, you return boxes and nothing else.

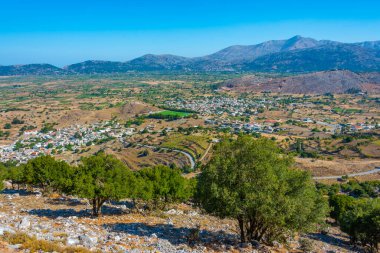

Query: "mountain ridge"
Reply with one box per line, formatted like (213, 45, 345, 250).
(1, 36, 380, 75)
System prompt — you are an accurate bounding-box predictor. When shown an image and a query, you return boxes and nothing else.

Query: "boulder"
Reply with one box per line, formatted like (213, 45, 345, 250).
(251, 239, 260, 248)
(0, 225, 15, 235)
(67, 237, 80, 246)
(239, 242, 251, 248)
(79, 234, 98, 248)
(166, 218, 173, 226)
(166, 209, 177, 215)
(114, 235, 121, 242)
(17, 217, 31, 230)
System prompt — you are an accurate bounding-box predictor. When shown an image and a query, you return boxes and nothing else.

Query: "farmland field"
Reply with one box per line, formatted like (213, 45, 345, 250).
(152, 110, 192, 117)
(161, 133, 210, 159)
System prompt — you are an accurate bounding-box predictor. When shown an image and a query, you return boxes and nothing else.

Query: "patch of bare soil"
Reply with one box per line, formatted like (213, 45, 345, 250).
(296, 157, 380, 177)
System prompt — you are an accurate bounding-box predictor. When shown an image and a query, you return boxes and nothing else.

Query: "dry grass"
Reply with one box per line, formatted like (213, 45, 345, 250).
(1, 232, 97, 253)
(295, 157, 380, 177)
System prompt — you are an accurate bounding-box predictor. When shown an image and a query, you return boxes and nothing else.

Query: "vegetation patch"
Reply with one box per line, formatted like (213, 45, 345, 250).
(1, 232, 94, 253)
(148, 110, 193, 120)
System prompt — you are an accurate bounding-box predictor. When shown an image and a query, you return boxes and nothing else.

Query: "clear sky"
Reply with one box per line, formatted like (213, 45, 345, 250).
(1, 0, 379, 66)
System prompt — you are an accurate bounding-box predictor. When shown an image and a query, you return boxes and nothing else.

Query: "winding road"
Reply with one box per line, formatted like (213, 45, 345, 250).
(313, 167, 380, 180)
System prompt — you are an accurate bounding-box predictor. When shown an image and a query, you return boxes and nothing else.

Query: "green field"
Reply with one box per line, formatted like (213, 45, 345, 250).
(332, 107, 363, 114)
(156, 110, 192, 117)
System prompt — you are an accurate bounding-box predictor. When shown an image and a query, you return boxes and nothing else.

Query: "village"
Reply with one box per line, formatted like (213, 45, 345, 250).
(164, 96, 376, 135)
(0, 122, 136, 164)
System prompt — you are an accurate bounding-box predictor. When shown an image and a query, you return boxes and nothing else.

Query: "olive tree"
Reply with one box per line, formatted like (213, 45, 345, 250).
(135, 165, 194, 209)
(22, 155, 73, 193)
(339, 198, 380, 252)
(197, 136, 328, 243)
(5, 165, 24, 189)
(73, 152, 135, 216)
(0, 163, 6, 191)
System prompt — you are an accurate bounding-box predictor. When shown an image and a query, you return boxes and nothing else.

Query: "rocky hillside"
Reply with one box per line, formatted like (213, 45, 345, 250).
(223, 70, 380, 94)
(0, 188, 359, 253)
(1, 36, 380, 74)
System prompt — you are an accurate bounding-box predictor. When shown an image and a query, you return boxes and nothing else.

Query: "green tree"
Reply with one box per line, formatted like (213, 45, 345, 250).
(73, 152, 135, 216)
(196, 136, 328, 243)
(329, 194, 356, 221)
(339, 198, 380, 252)
(0, 163, 6, 191)
(6, 165, 25, 189)
(136, 165, 193, 209)
(23, 155, 73, 193)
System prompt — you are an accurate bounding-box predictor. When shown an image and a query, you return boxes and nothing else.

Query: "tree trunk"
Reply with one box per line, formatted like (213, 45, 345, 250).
(238, 216, 247, 243)
(92, 197, 107, 216)
(92, 198, 98, 216)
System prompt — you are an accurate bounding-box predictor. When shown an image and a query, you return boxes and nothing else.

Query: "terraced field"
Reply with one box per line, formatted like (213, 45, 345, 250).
(161, 134, 210, 159)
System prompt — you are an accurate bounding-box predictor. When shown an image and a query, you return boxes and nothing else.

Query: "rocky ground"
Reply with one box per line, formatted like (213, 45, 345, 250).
(0, 188, 363, 253)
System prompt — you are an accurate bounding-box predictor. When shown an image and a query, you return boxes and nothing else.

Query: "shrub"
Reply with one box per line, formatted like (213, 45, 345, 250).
(299, 238, 314, 252)
(1, 231, 94, 253)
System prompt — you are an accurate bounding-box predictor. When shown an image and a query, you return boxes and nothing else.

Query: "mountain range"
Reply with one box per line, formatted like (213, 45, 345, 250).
(1, 36, 380, 75)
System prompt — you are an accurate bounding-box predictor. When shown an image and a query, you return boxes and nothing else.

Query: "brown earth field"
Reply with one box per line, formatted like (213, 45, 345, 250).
(295, 157, 380, 177)
(106, 145, 191, 171)
(0, 100, 159, 145)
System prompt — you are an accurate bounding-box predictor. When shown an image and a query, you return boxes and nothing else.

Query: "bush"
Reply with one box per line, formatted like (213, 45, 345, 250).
(11, 118, 25, 124)
(1, 231, 94, 253)
(299, 238, 314, 252)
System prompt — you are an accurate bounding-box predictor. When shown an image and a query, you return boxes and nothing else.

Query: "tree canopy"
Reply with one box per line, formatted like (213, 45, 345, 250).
(22, 155, 73, 193)
(196, 136, 328, 243)
(135, 165, 194, 208)
(73, 152, 136, 216)
(330, 195, 380, 252)
(0, 163, 6, 191)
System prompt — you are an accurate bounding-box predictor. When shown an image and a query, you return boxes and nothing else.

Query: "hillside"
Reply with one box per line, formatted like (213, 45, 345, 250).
(223, 70, 380, 94)
(64, 60, 128, 74)
(1, 36, 380, 74)
(240, 44, 380, 72)
(0, 64, 66, 75)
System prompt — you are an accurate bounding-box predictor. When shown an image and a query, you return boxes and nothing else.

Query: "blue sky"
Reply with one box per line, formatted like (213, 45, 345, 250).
(1, 0, 379, 66)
